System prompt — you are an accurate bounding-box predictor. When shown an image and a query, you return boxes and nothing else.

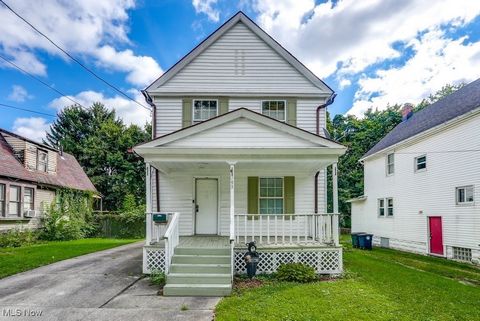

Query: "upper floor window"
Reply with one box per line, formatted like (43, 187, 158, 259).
(415, 155, 427, 172)
(8, 185, 20, 217)
(24, 187, 34, 212)
(456, 186, 474, 205)
(37, 149, 48, 172)
(193, 100, 217, 122)
(0, 184, 5, 217)
(262, 101, 286, 121)
(259, 177, 284, 214)
(386, 153, 394, 175)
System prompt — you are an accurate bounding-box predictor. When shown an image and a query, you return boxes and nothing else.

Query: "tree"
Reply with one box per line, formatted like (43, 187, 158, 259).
(329, 84, 464, 227)
(45, 103, 150, 210)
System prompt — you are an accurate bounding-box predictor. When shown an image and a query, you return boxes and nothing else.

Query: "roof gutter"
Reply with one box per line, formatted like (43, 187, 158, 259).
(315, 92, 337, 213)
(316, 93, 337, 136)
(141, 90, 160, 212)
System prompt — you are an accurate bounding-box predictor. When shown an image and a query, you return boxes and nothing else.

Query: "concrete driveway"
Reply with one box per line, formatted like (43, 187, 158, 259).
(0, 242, 219, 321)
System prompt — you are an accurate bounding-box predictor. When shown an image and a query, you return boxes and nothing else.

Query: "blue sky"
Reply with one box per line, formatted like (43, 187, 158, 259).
(1, 0, 480, 141)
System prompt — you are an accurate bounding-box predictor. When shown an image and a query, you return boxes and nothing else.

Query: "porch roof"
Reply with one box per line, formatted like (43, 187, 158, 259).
(134, 108, 346, 165)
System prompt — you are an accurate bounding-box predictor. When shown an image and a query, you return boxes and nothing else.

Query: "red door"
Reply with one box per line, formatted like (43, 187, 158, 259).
(429, 216, 444, 255)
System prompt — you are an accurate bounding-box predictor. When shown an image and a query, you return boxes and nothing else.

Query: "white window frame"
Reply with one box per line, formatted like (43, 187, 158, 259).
(8, 185, 21, 217)
(386, 198, 394, 216)
(0, 183, 5, 217)
(414, 155, 427, 172)
(258, 177, 284, 215)
(456, 185, 474, 205)
(386, 153, 394, 176)
(192, 99, 218, 123)
(378, 198, 385, 217)
(37, 149, 48, 172)
(23, 187, 34, 213)
(261, 100, 287, 122)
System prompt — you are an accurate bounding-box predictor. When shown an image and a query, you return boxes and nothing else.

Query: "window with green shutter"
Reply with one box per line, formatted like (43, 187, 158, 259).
(247, 176, 295, 215)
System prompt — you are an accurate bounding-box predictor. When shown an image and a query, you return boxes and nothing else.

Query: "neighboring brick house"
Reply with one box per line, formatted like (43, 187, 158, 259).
(0, 128, 97, 231)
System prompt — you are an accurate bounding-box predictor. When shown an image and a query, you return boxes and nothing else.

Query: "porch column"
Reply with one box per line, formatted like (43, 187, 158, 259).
(227, 161, 236, 242)
(332, 162, 339, 245)
(145, 163, 152, 245)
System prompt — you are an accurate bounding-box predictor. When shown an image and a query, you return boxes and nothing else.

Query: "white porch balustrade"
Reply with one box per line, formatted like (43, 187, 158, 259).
(234, 213, 340, 246)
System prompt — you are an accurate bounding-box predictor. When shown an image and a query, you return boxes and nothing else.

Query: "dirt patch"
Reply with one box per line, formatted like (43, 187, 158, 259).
(233, 277, 266, 291)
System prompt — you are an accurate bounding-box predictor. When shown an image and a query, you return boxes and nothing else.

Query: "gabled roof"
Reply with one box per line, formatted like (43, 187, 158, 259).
(0, 129, 97, 193)
(362, 78, 480, 160)
(145, 11, 333, 94)
(134, 108, 346, 154)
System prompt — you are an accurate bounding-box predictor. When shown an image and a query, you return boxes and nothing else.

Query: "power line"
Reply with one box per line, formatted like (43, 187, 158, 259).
(0, 54, 86, 109)
(0, 0, 151, 112)
(0, 102, 56, 117)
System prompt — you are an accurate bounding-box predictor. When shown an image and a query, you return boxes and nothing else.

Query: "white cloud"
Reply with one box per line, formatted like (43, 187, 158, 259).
(254, 0, 480, 78)
(192, 0, 220, 22)
(0, 0, 162, 87)
(49, 90, 150, 127)
(7, 85, 32, 102)
(12, 117, 51, 142)
(347, 29, 480, 116)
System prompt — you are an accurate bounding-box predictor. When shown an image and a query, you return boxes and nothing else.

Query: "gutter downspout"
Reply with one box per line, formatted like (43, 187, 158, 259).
(141, 90, 160, 212)
(314, 93, 337, 213)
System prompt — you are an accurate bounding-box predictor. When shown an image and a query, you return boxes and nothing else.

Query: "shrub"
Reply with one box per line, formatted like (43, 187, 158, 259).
(0, 229, 40, 248)
(276, 263, 318, 283)
(150, 270, 166, 286)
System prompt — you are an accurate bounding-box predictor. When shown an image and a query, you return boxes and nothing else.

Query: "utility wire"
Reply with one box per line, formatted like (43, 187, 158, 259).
(0, 54, 86, 109)
(0, 102, 56, 117)
(0, 0, 151, 111)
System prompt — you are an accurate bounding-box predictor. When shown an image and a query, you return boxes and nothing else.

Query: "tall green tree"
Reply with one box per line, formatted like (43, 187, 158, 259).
(328, 84, 464, 226)
(45, 103, 150, 210)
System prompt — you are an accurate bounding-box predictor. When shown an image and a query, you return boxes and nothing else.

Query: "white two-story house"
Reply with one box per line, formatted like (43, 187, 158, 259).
(134, 12, 346, 296)
(351, 79, 480, 265)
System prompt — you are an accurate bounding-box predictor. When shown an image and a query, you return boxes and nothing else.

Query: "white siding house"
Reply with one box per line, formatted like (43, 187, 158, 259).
(134, 12, 346, 296)
(351, 79, 480, 264)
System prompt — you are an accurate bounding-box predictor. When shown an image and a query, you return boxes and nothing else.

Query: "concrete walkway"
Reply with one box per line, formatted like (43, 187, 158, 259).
(0, 242, 220, 321)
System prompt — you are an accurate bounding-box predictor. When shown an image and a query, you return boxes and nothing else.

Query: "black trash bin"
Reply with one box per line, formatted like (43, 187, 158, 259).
(351, 232, 365, 248)
(358, 234, 373, 250)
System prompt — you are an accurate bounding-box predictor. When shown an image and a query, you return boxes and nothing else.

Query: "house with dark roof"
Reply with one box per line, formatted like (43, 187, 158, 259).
(350, 78, 480, 264)
(0, 128, 97, 231)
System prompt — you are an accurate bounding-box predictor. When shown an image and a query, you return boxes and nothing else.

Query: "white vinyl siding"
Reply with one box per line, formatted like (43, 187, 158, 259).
(158, 168, 317, 236)
(352, 112, 480, 263)
(154, 22, 325, 95)
(154, 98, 183, 137)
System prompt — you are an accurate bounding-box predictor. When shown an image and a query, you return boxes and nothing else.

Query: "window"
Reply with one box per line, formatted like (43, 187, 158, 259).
(378, 199, 385, 216)
(37, 149, 48, 172)
(456, 186, 474, 205)
(386, 153, 394, 175)
(415, 155, 427, 172)
(453, 247, 472, 262)
(193, 100, 217, 122)
(386, 198, 394, 216)
(8, 185, 21, 217)
(0, 184, 5, 217)
(262, 101, 286, 121)
(24, 187, 34, 213)
(259, 177, 284, 214)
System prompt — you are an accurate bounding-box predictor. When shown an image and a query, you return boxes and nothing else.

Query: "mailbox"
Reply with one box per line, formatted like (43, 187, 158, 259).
(152, 213, 168, 224)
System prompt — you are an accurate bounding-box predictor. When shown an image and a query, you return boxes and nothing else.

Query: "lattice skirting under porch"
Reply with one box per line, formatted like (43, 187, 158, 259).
(234, 247, 343, 275)
(143, 246, 165, 274)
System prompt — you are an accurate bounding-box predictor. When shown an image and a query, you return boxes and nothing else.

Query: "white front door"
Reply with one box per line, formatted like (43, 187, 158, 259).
(195, 178, 218, 234)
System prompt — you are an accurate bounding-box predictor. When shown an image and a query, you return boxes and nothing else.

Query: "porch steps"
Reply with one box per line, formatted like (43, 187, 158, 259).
(163, 247, 232, 297)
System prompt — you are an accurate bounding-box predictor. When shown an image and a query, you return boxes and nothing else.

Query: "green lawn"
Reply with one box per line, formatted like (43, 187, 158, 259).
(0, 238, 138, 279)
(216, 236, 480, 321)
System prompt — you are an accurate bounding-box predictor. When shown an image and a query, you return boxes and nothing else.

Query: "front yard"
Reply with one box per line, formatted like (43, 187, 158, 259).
(0, 238, 138, 279)
(216, 236, 480, 321)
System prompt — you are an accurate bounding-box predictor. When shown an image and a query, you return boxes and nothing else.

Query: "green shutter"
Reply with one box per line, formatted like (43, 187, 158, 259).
(182, 98, 192, 128)
(219, 97, 229, 115)
(286, 99, 297, 126)
(284, 176, 295, 216)
(247, 177, 259, 218)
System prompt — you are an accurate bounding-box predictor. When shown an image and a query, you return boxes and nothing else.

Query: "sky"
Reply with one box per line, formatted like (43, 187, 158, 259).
(1, 0, 480, 142)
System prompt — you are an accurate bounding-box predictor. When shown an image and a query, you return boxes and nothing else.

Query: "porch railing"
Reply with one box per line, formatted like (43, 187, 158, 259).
(163, 212, 180, 274)
(145, 212, 175, 245)
(234, 213, 340, 246)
